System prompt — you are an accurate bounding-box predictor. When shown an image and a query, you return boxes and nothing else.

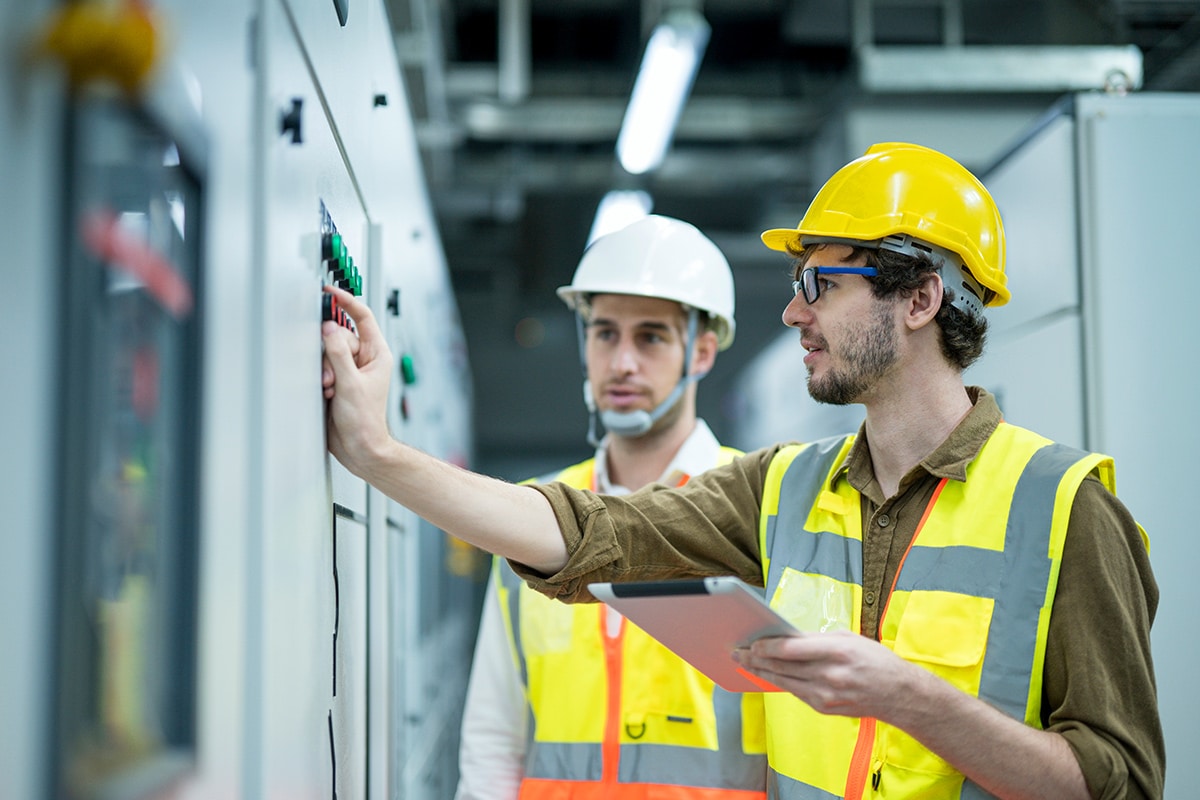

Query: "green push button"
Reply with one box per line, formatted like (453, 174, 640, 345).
(400, 355, 416, 385)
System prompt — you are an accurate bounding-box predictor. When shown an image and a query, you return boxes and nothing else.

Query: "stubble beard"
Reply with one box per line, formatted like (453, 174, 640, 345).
(806, 300, 899, 406)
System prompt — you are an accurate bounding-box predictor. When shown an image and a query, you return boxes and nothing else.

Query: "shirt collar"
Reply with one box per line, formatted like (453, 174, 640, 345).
(834, 386, 1003, 497)
(594, 418, 721, 495)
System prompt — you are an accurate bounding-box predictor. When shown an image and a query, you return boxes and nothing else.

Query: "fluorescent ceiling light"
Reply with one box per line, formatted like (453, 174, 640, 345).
(587, 190, 654, 245)
(616, 9, 710, 175)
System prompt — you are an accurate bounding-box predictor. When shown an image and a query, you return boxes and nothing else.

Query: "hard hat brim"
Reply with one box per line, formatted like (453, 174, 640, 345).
(760, 228, 799, 253)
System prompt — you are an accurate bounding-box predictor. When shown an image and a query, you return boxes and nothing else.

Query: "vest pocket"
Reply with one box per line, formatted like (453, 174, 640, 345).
(879, 592, 993, 780)
(888, 589, 992, 697)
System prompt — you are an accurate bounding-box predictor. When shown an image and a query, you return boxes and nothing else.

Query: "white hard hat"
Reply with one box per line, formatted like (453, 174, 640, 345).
(557, 215, 736, 349)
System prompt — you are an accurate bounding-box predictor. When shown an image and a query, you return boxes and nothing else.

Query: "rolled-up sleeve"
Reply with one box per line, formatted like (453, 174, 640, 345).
(508, 447, 779, 602)
(1044, 477, 1164, 799)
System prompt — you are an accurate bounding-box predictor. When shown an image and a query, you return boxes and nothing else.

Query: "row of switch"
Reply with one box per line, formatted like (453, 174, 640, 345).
(322, 292, 354, 332)
(321, 231, 363, 296)
(317, 203, 417, 422)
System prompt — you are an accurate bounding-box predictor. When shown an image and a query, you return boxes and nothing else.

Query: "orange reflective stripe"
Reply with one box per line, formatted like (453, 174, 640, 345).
(878, 477, 947, 639)
(843, 718, 876, 799)
(601, 609, 624, 786)
(845, 479, 946, 798)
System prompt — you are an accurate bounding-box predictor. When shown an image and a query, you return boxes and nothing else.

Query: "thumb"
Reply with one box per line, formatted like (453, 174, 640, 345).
(322, 322, 361, 377)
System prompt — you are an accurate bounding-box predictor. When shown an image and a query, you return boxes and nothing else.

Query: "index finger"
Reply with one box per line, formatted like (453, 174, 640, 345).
(324, 284, 384, 345)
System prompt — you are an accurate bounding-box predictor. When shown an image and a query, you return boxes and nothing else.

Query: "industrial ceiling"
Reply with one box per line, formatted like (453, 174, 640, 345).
(384, 0, 1200, 477)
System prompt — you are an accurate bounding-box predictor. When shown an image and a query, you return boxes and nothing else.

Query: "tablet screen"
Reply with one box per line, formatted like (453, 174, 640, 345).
(588, 576, 798, 692)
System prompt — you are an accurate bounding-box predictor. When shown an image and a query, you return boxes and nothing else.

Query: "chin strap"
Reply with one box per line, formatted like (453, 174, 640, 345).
(578, 309, 704, 448)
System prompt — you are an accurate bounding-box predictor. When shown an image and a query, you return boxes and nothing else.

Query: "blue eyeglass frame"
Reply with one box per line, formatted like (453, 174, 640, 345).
(791, 266, 879, 304)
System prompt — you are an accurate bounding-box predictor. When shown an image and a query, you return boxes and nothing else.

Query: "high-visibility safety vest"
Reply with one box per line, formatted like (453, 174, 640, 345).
(497, 449, 769, 800)
(758, 423, 1140, 800)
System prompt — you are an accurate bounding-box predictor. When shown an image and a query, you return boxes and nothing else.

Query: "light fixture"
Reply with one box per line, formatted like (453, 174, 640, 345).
(587, 189, 654, 245)
(615, 9, 710, 176)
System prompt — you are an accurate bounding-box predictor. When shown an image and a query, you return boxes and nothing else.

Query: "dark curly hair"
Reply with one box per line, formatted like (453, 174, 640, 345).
(790, 242, 988, 370)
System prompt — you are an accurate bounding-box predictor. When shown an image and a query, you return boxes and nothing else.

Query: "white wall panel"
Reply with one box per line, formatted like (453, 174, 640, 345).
(983, 91, 1199, 799)
(1073, 93, 1200, 800)
(333, 515, 369, 800)
(254, 0, 367, 795)
(984, 111, 1081, 338)
(0, 3, 61, 799)
(964, 311, 1086, 448)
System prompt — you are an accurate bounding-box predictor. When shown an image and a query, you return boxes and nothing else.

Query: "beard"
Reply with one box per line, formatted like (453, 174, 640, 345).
(806, 300, 898, 405)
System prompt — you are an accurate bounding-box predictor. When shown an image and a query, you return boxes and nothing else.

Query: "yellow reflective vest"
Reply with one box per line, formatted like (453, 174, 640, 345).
(757, 423, 1140, 799)
(496, 449, 769, 799)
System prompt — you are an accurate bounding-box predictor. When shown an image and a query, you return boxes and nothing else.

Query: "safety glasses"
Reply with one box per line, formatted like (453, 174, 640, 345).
(791, 266, 878, 304)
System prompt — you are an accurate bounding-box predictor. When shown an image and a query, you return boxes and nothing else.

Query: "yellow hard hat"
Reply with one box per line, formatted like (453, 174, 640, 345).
(761, 142, 1009, 307)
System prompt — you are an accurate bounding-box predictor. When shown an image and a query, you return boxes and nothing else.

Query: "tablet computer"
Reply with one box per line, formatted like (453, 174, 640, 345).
(587, 576, 799, 692)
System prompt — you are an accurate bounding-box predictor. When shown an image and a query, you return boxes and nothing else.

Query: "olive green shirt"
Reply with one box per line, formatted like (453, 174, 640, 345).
(516, 388, 1164, 799)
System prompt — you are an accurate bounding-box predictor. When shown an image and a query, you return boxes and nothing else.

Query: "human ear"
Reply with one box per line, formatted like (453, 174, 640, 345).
(691, 330, 720, 376)
(905, 273, 943, 331)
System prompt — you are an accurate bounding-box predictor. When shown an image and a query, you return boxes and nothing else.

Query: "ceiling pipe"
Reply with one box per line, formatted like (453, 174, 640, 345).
(499, 0, 530, 103)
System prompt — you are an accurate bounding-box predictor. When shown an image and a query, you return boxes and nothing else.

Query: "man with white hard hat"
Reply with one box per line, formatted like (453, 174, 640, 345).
(454, 215, 768, 799)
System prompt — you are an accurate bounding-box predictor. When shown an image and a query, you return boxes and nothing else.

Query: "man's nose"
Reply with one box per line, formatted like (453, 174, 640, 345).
(609, 340, 639, 373)
(782, 293, 812, 328)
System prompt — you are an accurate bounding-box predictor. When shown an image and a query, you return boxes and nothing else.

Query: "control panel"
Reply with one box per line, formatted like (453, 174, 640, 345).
(320, 200, 361, 330)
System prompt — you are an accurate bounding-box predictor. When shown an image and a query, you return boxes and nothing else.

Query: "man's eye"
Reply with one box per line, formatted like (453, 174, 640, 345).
(819, 278, 835, 293)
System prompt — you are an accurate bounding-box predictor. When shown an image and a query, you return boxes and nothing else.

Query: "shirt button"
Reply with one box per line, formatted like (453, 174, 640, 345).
(877, 514, 891, 528)
(865, 591, 876, 605)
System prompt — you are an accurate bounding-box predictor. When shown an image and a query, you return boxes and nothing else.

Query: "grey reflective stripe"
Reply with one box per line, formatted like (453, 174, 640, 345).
(526, 741, 603, 782)
(529, 741, 766, 789)
(495, 558, 539, 768)
(891, 546, 1005, 595)
(763, 435, 856, 599)
(526, 691, 767, 790)
(769, 769, 844, 800)
(495, 559, 529, 688)
(616, 686, 767, 789)
(977, 442, 1085, 719)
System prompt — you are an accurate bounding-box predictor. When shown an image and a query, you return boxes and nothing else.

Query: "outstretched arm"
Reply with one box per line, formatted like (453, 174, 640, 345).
(321, 285, 568, 574)
(735, 633, 1089, 800)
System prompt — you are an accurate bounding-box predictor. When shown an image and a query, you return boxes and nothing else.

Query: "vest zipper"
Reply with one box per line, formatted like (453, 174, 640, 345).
(848, 478, 947, 798)
(843, 718, 877, 799)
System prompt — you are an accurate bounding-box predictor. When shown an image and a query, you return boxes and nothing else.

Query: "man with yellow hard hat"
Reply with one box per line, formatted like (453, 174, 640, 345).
(321, 143, 1163, 799)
